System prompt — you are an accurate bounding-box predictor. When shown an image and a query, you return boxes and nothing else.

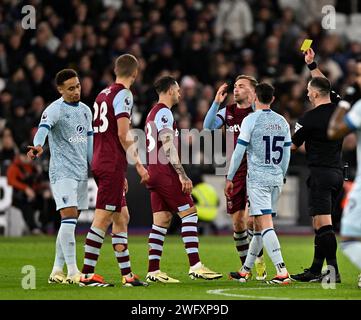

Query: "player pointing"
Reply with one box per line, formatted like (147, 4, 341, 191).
(28, 69, 93, 284)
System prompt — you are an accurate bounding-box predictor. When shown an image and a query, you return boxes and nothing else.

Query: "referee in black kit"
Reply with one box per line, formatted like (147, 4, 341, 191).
(290, 48, 343, 283)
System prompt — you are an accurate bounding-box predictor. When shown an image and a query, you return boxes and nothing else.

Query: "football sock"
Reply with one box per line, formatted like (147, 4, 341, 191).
(181, 213, 201, 267)
(59, 218, 79, 276)
(51, 232, 65, 274)
(248, 228, 263, 257)
(112, 232, 131, 276)
(341, 240, 361, 269)
(309, 229, 325, 274)
(318, 225, 339, 274)
(242, 232, 262, 272)
(262, 228, 287, 276)
(148, 224, 167, 272)
(233, 230, 249, 264)
(82, 226, 105, 274)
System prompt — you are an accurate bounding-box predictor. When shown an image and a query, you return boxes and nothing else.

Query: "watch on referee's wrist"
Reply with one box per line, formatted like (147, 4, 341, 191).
(338, 100, 351, 111)
(307, 61, 318, 71)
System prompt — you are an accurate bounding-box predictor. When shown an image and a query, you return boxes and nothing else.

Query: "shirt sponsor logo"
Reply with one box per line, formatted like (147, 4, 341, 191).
(227, 124, 241, 132)
(68, 135, 87, 143)
(227, 115, 233, 120)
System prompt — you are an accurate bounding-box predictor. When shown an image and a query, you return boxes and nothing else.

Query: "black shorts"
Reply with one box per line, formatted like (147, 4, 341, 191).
(307, 167, 343, 216)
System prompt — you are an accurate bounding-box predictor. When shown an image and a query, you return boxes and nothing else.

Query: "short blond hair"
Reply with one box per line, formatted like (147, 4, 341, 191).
(114, 54, 139, 77)
(235, 75, 258, 88)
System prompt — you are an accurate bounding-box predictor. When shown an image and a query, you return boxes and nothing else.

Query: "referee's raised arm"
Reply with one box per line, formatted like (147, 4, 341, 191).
(304, 48, 327, 79)
(290, 49, 344, 284)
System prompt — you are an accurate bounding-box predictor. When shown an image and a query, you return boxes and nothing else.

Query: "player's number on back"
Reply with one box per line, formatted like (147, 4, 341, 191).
(93, 101, 109, 133)
(146, 123, 156, 152)
(263, 135, 284, 164)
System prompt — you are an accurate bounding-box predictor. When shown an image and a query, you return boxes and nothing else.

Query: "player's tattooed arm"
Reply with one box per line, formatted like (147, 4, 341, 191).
(160, 131, 193, 194)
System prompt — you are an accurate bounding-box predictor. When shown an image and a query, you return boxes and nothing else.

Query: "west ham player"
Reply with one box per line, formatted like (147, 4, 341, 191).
(79, 54, 149, 287)
(328, 98, 361, 288)
(203, 75, 267, 281)
(145, 76, 222, 283)
(225, 83, 292, 284)
(28, 69, 93, 284)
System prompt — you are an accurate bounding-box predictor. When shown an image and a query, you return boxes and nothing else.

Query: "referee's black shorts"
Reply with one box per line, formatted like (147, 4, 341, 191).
(307, 167, 343, 216)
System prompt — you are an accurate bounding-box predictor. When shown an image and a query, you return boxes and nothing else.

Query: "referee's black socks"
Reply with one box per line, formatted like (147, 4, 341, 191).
(310, 229, 325, 274)
(311, 225, 339, 275)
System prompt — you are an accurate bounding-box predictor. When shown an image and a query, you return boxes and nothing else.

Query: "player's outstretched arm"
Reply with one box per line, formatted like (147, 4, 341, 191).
(27, 126, 49, 159)
(159, 130, 193, 194)
(203, 83, 228, 130)
(117, 117, 149, 184)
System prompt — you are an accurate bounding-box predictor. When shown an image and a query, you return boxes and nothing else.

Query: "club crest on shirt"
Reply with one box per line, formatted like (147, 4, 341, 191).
(76, 125, 85, 134)
(161, 115, 168, 123)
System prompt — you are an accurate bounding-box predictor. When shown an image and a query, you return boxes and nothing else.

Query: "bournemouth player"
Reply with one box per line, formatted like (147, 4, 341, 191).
(79, 54, 149, 287)
(203, 75, 267, 280)
(225, 83, 292, 284)
(145, 76, 222, 283)
(28, 69, 93, 284)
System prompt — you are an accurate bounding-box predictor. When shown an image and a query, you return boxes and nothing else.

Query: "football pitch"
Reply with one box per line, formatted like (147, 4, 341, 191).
(0, 235, 360, 300)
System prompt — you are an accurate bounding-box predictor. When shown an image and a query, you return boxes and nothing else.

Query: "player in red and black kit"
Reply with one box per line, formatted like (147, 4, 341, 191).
(203, 75, 267, 281)
(79, 54, 149, 287)
(145, 76, 222, 283)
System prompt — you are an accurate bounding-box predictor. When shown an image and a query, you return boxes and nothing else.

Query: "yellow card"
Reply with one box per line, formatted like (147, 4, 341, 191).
(300, 39, 313, 52)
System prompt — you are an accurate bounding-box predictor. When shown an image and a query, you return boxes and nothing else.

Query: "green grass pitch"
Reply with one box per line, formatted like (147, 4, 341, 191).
(0, 235, 360, 300)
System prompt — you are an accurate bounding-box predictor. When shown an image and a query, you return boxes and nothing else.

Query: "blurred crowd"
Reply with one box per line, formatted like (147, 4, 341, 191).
(0, 0, 360, 232)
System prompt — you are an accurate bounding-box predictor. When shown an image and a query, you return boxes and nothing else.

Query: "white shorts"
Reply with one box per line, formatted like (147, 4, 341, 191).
(341, 182, 361, 237)
(51, 178, 88, 211)
(247, 183, 281, 217)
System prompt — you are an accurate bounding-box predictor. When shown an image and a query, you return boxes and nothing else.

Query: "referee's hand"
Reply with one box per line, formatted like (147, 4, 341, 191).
(304, 48, 315, 64)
